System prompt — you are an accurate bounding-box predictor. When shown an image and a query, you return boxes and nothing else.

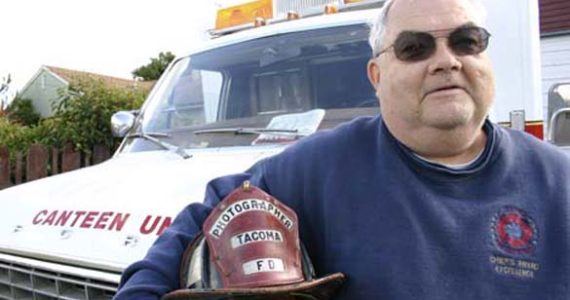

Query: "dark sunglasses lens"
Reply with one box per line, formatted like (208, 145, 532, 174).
(449, 27, 490, 55)
(393, 31, 435, 62)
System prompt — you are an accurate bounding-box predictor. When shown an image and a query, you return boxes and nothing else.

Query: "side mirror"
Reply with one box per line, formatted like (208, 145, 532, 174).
(548, 108, 570, 146)
(111, 111, 137, 138)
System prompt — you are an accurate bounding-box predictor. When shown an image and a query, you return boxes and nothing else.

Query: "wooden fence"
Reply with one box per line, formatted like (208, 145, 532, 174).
(0, 144, 112, 190)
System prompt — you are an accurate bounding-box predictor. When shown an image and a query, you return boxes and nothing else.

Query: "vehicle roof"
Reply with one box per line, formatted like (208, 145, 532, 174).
(180, 9, 380, 58)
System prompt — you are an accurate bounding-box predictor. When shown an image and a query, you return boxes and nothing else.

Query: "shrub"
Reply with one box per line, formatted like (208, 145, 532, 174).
(52, 78, 147, 152)
(0, 78, 147, 156)
(6, 97, 41, 126)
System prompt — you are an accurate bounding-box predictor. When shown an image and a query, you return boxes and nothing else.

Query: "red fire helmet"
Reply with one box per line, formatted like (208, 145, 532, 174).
(163, 181, 345, 300)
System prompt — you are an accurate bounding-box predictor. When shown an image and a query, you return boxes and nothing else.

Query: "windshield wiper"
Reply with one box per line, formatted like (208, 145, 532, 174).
(193, 127, 303, 137)
(126, 132, 191, 159)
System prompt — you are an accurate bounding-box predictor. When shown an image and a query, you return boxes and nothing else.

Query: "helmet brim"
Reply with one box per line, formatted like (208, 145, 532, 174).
(162, 272, 345, 300)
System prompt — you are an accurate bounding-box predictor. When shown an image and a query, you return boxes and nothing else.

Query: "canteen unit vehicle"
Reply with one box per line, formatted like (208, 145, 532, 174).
(0, 0, 547, 299)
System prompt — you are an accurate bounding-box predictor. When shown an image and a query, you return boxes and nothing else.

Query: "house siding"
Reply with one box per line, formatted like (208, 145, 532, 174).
(540, 0, 570, 35)
(539, 0, 570, 124)
(20, 70, 67, 118)
(541, 34, 570, 105)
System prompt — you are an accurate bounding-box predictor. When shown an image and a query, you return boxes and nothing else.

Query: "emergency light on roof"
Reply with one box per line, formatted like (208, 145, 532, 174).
(324, 4, 338, 14)
(214, 0, 383, 33)
(287, 11, 300, 20)
(215, 0, 273, 30)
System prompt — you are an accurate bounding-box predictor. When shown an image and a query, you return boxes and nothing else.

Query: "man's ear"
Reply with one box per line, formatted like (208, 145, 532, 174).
(367, 59, 381, 88)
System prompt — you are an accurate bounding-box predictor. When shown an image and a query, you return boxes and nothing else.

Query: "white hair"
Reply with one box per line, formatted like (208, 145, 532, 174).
(368, 0, 488, 57)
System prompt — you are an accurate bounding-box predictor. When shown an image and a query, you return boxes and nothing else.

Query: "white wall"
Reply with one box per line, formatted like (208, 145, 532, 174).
(541, 34, 570, 111)
(484, 0, 543, 123)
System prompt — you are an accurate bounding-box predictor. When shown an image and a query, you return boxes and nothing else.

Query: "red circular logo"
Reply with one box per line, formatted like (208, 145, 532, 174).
(491, 206, 538, 255)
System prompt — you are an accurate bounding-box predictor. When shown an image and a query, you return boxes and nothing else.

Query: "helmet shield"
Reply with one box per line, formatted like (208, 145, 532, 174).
(163, 182, 345, 300)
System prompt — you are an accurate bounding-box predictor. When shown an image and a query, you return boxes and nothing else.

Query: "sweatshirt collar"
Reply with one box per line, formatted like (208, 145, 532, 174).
(382, 119, 497, 176)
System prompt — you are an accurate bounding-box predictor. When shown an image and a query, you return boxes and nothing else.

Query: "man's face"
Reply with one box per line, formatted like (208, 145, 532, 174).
(369, 0, 495, 133)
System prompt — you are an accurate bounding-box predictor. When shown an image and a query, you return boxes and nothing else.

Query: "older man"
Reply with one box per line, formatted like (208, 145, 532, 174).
(115, 0, 570, 299)
(368, 0, 494, 166)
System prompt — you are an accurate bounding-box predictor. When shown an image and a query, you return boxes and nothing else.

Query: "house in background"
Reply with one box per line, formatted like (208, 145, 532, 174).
(18, 66, 154, 118)
(540, 0, 570, 103)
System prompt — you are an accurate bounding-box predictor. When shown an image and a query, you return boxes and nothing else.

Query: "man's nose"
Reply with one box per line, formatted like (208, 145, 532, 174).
(427, 38, 462, 74)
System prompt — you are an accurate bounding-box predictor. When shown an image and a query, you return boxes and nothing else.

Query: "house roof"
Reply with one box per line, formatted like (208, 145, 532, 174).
(540, 0, 570, 35)
(44, 66, 155, 91)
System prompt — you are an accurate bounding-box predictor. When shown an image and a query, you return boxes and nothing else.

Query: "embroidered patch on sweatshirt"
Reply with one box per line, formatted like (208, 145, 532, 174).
(489, 206, 540, 279)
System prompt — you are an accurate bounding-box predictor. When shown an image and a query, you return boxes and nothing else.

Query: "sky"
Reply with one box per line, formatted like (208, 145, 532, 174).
(0, 0, 221, 103)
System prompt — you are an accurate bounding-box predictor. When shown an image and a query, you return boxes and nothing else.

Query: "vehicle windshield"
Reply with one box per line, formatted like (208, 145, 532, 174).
(120, 23, 377, 153)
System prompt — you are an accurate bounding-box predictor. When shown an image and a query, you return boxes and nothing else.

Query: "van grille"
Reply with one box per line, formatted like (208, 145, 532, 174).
(0, 261, 117, 300)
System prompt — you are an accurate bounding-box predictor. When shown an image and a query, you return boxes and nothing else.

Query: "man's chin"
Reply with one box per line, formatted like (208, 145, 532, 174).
(422, 115, 473, 131)
(419, 106, 485, 131)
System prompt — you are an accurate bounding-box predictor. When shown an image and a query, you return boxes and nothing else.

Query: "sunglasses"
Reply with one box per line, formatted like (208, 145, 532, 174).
(377, 25, 491, 62)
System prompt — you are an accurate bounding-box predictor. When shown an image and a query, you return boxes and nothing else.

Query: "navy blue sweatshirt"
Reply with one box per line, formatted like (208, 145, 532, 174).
(115, 116, 570, 299)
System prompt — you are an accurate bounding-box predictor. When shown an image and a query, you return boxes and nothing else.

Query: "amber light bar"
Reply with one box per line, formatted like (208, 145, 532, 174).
(216, 0, 273, 30)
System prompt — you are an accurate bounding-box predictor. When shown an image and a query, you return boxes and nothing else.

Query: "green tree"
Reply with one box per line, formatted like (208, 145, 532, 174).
(6, 96, 41, 126)
(0, 77, 148, 159)
(51, 78, 147, 152)
(132, 51, 176, 80)
(0, 116, 30, 154)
